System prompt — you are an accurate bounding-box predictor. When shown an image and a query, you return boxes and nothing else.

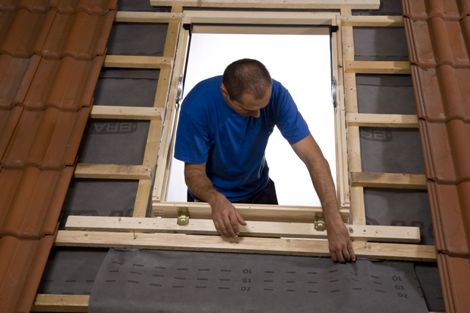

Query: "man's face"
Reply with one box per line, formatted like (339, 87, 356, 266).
(221, 84, 272, 118)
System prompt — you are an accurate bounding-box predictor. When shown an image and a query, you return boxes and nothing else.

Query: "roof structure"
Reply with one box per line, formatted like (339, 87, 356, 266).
(402, 0, 470, 312)
(0, 0, 116, 311)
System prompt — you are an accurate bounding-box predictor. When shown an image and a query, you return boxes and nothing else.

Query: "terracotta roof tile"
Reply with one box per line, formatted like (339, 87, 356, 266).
(0, 235, 55, 313)
(419, 120, 470, 183)
(403, 0, 470, 311)
(0, 106, 22, 159)
(437, 255, 470, 313)
(0, 7, 54, 57)
(0, 167, 73, 238)
(0, 0, 53, 11)
(1, 107, 91, 168)
(428, 182, 470, 256)
(23, 57, 103, 110)
(411, 66, 470, 122)
(0, 55, 40, 109)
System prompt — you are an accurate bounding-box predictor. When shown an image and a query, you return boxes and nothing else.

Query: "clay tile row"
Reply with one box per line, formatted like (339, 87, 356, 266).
(0, 0, 54, 12)
(0, 167, 73, 238)
(419, 119, 470, 183)
(428, 182, 470, 256)
(402, 0, 470, 20)
(0, 235, 55, 313)
(404, 17, 470, 67)
(437, 254, 470, 313)
(411, 66, 470, 122)
(0, 106, 22, 160)
(1, 107, 91, 169)
(0, 0, 117, 13)
(0, 1, 116, 58)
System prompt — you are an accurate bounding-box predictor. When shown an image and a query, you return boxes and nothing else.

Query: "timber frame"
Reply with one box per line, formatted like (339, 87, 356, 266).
(33, 1, 440, 312)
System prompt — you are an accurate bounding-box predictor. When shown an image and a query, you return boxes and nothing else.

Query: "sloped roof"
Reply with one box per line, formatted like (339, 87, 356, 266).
(402, 0, 470, 312)
(0, 0, 116, 311)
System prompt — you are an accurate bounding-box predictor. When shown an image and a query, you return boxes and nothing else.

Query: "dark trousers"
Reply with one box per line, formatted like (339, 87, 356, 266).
(187, 178, 278, 205)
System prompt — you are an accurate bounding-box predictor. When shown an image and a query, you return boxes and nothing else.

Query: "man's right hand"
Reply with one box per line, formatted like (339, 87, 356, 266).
(209, 194, 246, 238)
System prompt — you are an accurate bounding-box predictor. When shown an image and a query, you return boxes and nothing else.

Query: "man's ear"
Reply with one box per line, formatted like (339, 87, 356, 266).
(220, 83, 229, 98)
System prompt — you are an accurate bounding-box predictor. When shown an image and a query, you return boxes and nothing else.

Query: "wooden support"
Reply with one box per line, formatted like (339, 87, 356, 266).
(65, 216, 421, 243)
(55, 230, 436, 261)
(345, 60, 411, 74)
(32, 294, 88, 312)
(351, 172, 427, 190)
(153, 202, 349, 222)
(151, 0, 380, 9)
(74, 164, 151, 180)
(347, 113, 419, 128)
(104, 55, 172, 69)
(341, 15, 403, 27)
(90, 105, 162, 120)
(115, 11, 183, 23)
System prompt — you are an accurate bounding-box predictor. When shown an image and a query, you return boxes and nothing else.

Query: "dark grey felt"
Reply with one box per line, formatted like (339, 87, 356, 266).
(360, 128, 425, 174)
(356, 75, 416, 114)
(353, 0, 403, 16)
(94, 69, 158, 107)
(89, 249, 428, 313)
(365, 189, 434, 244)
(39, 248, 107, 294)
(77, 120, 149, 164)
(354, 28, 409, 61)
(60, 179, 137, 226)
(414, 264, 445, 311)
(118, 0, 171, 12)
(107, 23, 168, 56)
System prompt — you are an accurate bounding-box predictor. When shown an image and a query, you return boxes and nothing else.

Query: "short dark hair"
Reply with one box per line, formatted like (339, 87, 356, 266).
(222, 59, 272, 102)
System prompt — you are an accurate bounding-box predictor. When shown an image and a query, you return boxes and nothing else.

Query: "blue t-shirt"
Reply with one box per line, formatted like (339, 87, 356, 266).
(174, 76, 310, 202)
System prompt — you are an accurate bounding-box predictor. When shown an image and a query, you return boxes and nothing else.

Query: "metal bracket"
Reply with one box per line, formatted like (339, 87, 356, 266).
(314, 215, 326, 231)
(177, 207, 190, 226)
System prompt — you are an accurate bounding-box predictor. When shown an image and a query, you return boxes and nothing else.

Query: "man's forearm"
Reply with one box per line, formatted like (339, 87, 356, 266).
(184, 163, 225, 206)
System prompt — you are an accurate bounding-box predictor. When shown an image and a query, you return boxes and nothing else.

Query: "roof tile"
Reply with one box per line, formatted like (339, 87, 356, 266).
(405, 18, 470, 67)
(411, 66, 470, 122)
(402, 0, 462, 20)
(1, 107, 91, 168)
(0, 55, 40, 109)
(419, 120, 470, 183)
(437, 254, 470, 313)
(0, 235, 55, 313)
(0, 7, 54, 57)
(23, 56, 103, 110)
(428, 182, 470, 256)
(0, 167, 73, 238)
(0, 0, 53, 12)
(0, 106, 22, 159)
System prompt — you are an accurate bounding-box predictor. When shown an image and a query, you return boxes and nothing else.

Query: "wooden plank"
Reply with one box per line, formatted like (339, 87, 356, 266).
(104, 55, 172, 69)
(347, 113, 419, 128)
(115, 11, 182, 23)
(65, 216, 421, 243)
(183, 11, 337, 25)
(74, 164, 151, 180)
(153, 202, 349, 222)
(351, 172, 427, 190)
(32, 294, 88, 312)
(91, 105, 162, 120)
(55, 230, 436, 261)
(345, 60, 411, 74)
(341, 15, 403, 27)
(151, 0, 380, 9)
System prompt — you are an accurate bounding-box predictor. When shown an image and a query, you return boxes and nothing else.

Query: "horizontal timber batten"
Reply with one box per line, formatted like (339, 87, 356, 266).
(351, 172, 427, 189)
(115, 11, 183, 23)
(74, 164, 151, 180)
(91, 106, 163, 120)
(345, 61, 410, 74)
(341, 15, 403, 27)
(151, 0, 380, 9)
(104, 55, 172, 69)
(32, 294, 88, 312)
(152, 201, 350, 222)
(347, 113, 418, 128)
(54, 230, 436, 261)
(65, 216, 421, 243)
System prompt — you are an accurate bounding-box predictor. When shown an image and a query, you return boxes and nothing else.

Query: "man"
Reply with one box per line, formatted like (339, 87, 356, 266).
(175, 58, 355, 262)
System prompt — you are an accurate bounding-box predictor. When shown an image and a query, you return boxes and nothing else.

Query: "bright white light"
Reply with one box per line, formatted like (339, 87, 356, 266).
(166, 31, 335, 206)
